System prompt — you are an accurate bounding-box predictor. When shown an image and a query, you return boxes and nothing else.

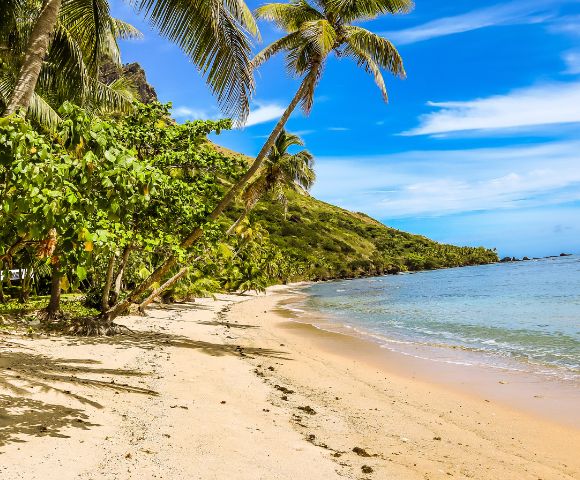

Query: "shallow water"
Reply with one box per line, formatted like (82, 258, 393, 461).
(299, 256, 580, 383)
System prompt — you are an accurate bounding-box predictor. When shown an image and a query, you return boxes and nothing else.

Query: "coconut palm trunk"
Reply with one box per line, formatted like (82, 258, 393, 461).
(138, 266, 189, 313)
(3, 0, 62, 116)
(105, 67, 319, 322)
(227, 209, 249, 236)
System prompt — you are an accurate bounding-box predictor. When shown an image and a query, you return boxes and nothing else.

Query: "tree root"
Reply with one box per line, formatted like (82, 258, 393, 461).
(68, 317, 134, 336)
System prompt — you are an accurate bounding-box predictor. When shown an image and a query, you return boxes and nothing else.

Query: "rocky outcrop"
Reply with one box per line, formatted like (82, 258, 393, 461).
(100, 62, 158, 104)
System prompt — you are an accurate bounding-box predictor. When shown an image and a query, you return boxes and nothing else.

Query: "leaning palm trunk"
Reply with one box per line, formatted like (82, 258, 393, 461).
(3, 0, 63, 116)
(226, 209, 249, 236)
(138, 266, 189, 313)
(105, 68, 319, 322)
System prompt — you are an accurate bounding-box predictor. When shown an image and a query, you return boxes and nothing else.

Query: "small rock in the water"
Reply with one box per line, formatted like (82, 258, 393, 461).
(353, 447, 371, 457)
(361, 465, 373, 474)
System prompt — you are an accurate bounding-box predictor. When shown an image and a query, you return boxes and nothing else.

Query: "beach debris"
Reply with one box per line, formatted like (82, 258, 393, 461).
(333, 452, 342, 458)
(220, 400, 226, 404)
(281, 395, 288, 401)
(361, 465, 374, 474)
(308, 434, 316, 441)
(433, 436, 442, 441)
(125, 453, 132, 459)
(268, 366, 275, 371)
(352, 447, 371, 457)
(298, 405, 317, 415)
(274, 384, 294, 394)
(498, 380, 508, 384)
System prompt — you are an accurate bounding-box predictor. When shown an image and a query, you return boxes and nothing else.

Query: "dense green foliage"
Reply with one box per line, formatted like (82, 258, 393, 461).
(0, 102, 497, 327)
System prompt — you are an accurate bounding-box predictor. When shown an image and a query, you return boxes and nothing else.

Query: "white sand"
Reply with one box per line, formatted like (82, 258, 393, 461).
(1, 288, 578, 479)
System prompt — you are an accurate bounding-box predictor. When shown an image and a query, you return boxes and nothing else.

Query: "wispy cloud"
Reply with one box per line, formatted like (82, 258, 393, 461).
(328, 127, 350, 132)
(172, 106, 213, 121)
(385, 0, 560, 45)
(402, 82, 580, 136)
(548, 14, 580, 36)
(563, 51, 580, 74)
(312, 141, 580, 219)
(245, 103, 286, 127)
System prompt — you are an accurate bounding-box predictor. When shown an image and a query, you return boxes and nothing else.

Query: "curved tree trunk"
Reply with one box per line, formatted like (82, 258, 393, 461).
(110, 244, 132, 305)
(226, 210, 248, 236)
(105, 68, 319, 322)
(3, 0, 62, 116)
(138, 266, 189, 313)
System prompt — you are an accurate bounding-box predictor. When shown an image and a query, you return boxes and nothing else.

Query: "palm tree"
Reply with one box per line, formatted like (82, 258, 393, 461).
(105, 0, 411, 322)
(1, 0, 258, 121)
(228, 129, 315, 235)
(0, 0, 142, 126)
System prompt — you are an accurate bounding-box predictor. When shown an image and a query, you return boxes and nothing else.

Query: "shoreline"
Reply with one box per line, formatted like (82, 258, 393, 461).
(275, 285, 580, 429)
(1, 287, 579, 479)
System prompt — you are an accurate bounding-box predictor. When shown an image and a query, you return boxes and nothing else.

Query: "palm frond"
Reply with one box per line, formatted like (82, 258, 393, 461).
(28, 92, 62, 129)
(255, 1, 323, 32)
(344, 26, 405, 78)
(329, 0, 413, 22)
(111, 18, 143, 40)
(133, 0, 258, 122)
(252, 31, 301, 69)
(343, 43, 388, 101)
(60, 0, 114, 73)
(301, 19, 337, 57)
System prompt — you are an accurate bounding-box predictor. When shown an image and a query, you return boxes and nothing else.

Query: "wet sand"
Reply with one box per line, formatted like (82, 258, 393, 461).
(1, 287, 579, 479)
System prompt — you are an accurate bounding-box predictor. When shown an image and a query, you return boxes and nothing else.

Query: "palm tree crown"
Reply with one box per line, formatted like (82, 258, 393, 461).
(244, 129, 315, 211)
(253, 0, 412, 112)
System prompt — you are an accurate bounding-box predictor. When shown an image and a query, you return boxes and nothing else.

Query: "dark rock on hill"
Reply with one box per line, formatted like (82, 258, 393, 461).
(100, 62, 158, 104)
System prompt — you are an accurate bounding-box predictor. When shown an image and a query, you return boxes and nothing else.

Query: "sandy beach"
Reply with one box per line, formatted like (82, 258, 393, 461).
(1, 287, 579, 479)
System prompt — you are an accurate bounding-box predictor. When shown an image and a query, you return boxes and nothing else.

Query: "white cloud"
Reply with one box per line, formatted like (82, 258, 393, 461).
(548, 14, 580, 36)
(385, 0, 559, 45)
(563, 51, 580, 74)
(402, 82, 580, 136)
(172, 106, 213, 121)
(311, 141, 580, 219)
(172, 102, 286, 127)
(244, 103, 286, 127)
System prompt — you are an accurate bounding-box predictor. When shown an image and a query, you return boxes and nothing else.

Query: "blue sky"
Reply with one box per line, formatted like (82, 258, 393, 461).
(110, 0, 580, 257)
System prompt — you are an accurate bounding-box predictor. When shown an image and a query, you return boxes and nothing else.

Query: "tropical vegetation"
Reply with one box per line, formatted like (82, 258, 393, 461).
(0, 0, 499, 335)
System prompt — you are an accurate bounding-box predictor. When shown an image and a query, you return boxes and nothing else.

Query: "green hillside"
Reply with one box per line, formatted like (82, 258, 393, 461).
(220, 148, 498, 281)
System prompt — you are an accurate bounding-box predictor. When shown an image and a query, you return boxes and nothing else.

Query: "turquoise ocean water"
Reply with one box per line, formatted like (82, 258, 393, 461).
(298, 256, 580, 383)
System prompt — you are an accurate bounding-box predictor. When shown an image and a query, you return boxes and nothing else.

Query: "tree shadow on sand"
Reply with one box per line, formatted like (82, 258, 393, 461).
(0, 394, 98, 448)
(0, 339, 159, 449)
(71, 331, 291, 360)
